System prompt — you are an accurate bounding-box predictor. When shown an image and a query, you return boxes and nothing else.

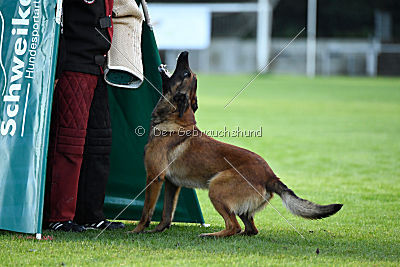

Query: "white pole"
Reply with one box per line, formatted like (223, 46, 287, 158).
(366, 38, 379, 76)
(307, 0, 317, 77)
(257, 0, 271, 72)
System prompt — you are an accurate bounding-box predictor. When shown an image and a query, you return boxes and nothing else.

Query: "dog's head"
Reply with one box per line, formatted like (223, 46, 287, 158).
(152, 51, 198, 126)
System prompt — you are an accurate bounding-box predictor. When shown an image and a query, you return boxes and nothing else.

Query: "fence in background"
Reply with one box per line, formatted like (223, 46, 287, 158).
(162, 38, 400, 76)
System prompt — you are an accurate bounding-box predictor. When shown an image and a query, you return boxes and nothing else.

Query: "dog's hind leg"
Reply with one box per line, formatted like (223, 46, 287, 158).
(238, 214, 258, 236)
(131, 174, 165, 233)
(199, 198, 241, 238)
(200, 177, 241, 237)
(150, 179, 181, 233)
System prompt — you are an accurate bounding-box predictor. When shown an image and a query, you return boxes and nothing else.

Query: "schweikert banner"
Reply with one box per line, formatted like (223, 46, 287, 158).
(0, 0, 60, 235)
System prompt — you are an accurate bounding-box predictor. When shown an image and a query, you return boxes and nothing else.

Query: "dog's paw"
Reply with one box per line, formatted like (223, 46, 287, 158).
(238, 230, 258, 236)
(129, 226, 146, 234)
(145, 224, 170, 234)
(198, 233, 216, 238)
(144, 229, 159, 234)
(127, 230, 143, 234)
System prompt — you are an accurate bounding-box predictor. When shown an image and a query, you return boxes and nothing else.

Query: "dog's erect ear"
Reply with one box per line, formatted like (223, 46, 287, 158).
(190, 76, 198, 113)
(174, 93, 189, 118)
(158, 65, 171, 94)
(191, 97, 198, 113)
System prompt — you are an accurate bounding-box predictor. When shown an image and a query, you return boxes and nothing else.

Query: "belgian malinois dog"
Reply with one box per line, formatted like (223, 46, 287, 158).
(132, 51, 342, 237)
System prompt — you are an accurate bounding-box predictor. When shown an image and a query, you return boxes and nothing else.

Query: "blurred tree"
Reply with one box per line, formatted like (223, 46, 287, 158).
(271, 1, 307, 37)
(272, 0, 400, 40)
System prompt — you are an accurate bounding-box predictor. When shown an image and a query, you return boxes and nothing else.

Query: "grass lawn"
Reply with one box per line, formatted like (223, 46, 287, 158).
(1, 75, 399, 266)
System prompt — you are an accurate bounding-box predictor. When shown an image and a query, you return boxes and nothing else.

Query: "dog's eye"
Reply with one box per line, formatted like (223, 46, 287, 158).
(183, 71, 191, 78)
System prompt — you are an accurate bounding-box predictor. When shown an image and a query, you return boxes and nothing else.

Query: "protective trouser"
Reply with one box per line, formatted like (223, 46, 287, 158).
(74, 78, 112, 224)
(44, 0, 114, 224)
(44, 71, 98, 222)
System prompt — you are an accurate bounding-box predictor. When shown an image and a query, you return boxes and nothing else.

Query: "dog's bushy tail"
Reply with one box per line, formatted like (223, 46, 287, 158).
(268, 178, 343, 219)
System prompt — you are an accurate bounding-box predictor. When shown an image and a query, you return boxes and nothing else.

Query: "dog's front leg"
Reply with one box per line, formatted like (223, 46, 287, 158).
(149, 179, 181, 233)
(130, 173, 165, 233)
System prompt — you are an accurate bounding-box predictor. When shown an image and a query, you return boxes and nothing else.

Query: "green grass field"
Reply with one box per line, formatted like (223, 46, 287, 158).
(1, 75, 399, 266)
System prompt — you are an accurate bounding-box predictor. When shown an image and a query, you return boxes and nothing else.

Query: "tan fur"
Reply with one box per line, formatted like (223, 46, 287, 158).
(130, 52, 342, 237)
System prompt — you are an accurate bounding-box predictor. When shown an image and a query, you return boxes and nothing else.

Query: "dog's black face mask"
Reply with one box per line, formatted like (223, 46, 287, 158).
(159, 51, 198, 118)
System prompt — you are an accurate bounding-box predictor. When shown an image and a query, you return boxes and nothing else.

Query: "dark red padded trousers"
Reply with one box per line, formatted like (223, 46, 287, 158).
(45, 71, 98, 222)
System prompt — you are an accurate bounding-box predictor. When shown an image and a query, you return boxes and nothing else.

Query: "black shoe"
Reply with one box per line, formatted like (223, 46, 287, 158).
(47, 221, 86, 232)
(83, 220, 125, 230)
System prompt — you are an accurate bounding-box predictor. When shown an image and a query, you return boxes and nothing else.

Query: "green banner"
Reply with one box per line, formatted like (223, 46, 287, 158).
(0, 0, 203, 235)
(0, 0, 59, 234)
(104, 17, 204, 224)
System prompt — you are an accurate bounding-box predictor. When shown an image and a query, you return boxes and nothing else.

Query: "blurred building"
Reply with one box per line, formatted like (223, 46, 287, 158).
(148, 0, 400, 76)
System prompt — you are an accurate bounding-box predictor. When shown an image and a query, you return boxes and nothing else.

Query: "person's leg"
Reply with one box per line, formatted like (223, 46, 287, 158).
(74, 78, 124, 230)
(44, 71, 98, 231)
